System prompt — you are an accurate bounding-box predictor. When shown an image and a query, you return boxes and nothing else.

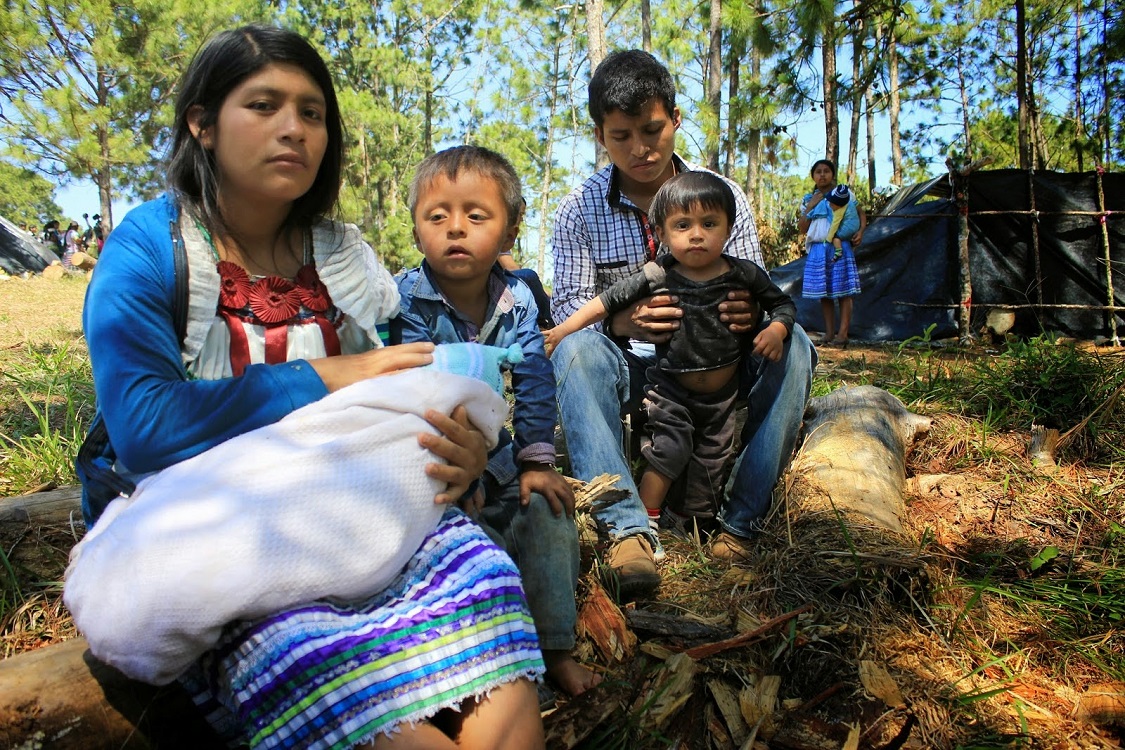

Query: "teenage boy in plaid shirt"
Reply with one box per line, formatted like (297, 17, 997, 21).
(550, 50, 816, 597)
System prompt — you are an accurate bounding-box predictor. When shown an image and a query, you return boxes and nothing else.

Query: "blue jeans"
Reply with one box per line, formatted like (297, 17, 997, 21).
(720, 324, 816, 536)
(478, 475, 579, 651)
(552, 330, 655, 543)
(552, 324, 816, 540)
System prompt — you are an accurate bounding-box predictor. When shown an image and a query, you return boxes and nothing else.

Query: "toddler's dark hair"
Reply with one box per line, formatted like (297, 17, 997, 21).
(409, 146, 523, 228)
(649, 171, 736, 230)
(588, 50, 676, 128)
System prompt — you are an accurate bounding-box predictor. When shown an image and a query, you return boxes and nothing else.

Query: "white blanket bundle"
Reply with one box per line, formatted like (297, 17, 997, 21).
(64, 363, 510, 685)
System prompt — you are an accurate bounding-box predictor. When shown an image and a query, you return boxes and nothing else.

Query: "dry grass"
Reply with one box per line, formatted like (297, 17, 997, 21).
(0, 273, 88, 350)
(565, 345, 1124, 749)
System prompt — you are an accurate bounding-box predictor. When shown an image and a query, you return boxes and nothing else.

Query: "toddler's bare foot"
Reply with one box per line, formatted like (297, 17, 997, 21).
(543, 650, 602, 697)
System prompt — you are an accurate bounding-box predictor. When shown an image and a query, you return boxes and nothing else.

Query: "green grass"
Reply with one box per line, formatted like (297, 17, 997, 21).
(1, 342, 94, 494)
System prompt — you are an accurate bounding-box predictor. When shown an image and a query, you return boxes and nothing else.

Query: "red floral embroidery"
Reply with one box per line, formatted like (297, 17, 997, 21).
(249, 276, 301, 323)
(217, 261, 251, 309)
(295, 265, 331, 312)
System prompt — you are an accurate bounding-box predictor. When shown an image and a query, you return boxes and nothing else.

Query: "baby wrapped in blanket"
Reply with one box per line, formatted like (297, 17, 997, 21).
(64, 342, 522, 684)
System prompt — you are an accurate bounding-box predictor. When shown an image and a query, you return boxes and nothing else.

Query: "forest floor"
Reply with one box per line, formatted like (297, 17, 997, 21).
(1, 275, 1123, 749)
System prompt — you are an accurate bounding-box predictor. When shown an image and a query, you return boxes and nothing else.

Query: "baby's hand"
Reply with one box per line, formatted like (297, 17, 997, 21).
(519, 464, 575, 518)
(543, 328, 563, 357)
(752, 321, 788, 362)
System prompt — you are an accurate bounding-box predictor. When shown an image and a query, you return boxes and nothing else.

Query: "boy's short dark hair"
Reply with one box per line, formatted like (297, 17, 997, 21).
(649, 171, 737, 230)
(409, 145, 523, 228)
(588, 50, 676, 127)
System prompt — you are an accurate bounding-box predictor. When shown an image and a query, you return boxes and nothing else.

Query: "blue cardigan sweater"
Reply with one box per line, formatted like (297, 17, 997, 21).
(81, 195, 393, 523)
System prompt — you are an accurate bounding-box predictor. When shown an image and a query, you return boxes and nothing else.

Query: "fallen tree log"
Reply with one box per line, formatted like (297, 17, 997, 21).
(788, 385, 931, 534)
(0, 637, 222, 749)
(0, 485, 84, 525)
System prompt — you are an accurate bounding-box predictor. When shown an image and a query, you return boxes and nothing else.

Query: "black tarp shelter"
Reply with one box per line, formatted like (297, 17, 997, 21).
(0, 215, 58, 275)
(771, 169, 1125, 342)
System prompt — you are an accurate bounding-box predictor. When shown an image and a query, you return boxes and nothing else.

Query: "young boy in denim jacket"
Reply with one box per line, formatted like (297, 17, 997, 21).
(394, 145, 599, 697)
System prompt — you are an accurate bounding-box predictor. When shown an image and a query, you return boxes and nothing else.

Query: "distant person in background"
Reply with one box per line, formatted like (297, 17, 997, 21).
(798, 159, 866, 347)
(42, 220, 62, 256)
(62, 220, 81, 269)
(92, 214, 106, 252)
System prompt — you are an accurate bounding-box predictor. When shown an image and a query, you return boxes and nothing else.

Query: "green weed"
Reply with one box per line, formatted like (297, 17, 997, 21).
(0, 343, 94, 494)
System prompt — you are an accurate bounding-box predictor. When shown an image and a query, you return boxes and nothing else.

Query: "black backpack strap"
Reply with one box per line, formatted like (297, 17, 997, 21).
(170, 218, 189, 348)
(77, 213, 191, 522)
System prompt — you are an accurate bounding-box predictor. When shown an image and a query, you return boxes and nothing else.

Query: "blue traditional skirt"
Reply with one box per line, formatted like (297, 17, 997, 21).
(180, 509, 544, 749)
(802, 241, 861, 299)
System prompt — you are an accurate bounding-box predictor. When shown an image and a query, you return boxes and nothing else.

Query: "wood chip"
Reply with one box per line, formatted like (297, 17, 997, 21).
(859, 660, 905, 708)
(709, 679, 749, 745)
(740, 675, 781, 738)
(633, 652, 697, 730)
(1075, 682, 1125, 726)
(576, 579, 636, 664)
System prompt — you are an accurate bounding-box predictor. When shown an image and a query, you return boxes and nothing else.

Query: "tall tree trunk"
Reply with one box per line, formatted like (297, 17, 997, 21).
(586, 0, 609, 169)
(724, 39, 741, 178)
(956, 45, 973, 159)
(846, 19, 863, 184)
(1099, 1, 1110, 164)
(97, 133, 112, 231)
(641, 0, 652, 52)
(1027, 59, 1050, 168)
(887, 22, 902, 185)
(1073, 2, 1084, 172)
(822, 13, 840, 163)
(1016, 0, 1032, 168)
(96, 65, 113, 229)
(706, 0, 723, 171)
(536, 38, 562, 279)
(745, 42, 762, 211)
(359, 130, 374, 233)
(865, 83, 877, 191)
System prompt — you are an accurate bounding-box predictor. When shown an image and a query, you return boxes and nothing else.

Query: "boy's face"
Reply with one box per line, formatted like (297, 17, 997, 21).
(594, 98, 681, 192)
(413, 171, 516, 285)
(655, 203, 731, 277)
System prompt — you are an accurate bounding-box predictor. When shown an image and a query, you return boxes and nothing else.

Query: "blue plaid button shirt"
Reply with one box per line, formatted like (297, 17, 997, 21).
(550, 155, 763, 327)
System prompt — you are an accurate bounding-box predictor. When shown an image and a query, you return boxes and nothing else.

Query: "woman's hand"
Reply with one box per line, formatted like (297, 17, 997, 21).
(850, 228, 864, 246)
(311, 342, 435, 393)
(420, 405, 488, 505)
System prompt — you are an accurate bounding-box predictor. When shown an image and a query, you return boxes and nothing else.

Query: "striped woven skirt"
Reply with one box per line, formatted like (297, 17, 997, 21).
(180, 509, 544, 749)
(802, 241, 861, 299)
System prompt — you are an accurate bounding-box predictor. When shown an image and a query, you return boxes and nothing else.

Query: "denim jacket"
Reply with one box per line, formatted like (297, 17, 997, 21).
(393, 262, 557, 485)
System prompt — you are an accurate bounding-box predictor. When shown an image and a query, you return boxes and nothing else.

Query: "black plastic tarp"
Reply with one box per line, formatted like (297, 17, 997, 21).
(0, 216, 58, 275)
(770, 169, 1125, 341)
